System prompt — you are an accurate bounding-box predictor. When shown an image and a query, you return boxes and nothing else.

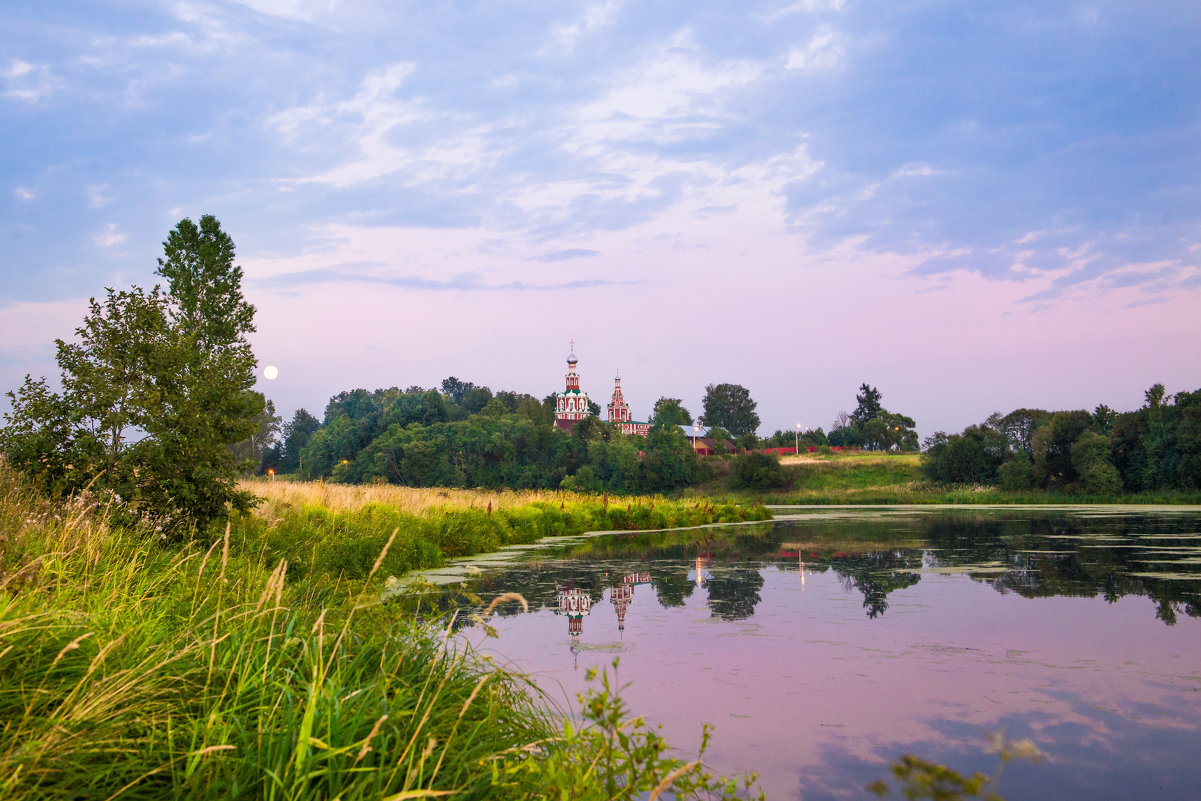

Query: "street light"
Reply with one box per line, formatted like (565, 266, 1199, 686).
(795, 422, 802, 455)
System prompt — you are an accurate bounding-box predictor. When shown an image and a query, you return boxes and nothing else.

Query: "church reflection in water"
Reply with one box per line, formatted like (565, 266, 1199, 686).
(449, 511, 1201, 668)
(556, 571, 654, 667)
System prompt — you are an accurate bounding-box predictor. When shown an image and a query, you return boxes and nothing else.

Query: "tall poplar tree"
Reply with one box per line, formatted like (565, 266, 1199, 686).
(1, 215, 263, 531)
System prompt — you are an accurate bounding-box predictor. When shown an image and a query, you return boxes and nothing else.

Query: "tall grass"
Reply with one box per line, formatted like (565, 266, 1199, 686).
(0, 468, 551, 800)
(1, 467, 762, 800)
(238, 480, 771, 583)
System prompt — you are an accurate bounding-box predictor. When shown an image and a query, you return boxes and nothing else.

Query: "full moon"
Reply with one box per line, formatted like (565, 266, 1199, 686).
(264, 365, 279, 380)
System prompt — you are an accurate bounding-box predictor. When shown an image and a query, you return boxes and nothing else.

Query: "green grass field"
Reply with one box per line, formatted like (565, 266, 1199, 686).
(697, 450, 1201, 505)
(0, 465, 760, 800)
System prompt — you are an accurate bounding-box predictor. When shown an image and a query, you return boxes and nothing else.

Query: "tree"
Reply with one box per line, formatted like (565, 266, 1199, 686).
(229, 397, 280, 472)
(2, 215, 262, 531)
(851, 383, 882, 427)
(699, 383, 760, 438)
(732, 452, 789, 490)
(650, 397, 693, 426)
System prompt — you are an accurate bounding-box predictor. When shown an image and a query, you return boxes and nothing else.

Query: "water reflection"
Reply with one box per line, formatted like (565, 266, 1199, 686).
(400, 509, 1201, 801)
(417, 511, 1201, 631)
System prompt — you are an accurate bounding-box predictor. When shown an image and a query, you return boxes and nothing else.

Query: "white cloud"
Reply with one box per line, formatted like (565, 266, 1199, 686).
(548, 0, 623, 53)
(227, 0, 329, 22)
(87, 185, 112, 208)
(93, 223, 127, 248)
(890, 163, 937, 179)
(14, 187, 35, 201)
(3, 58, 62, 102)
(785, 25, 844, 71)
(763, 0, 846, 22)
(571, 38, 763, 147)
(270, 63, 499, 188)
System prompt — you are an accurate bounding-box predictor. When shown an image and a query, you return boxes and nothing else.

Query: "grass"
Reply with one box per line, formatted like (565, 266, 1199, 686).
(0, 466, 762, 800)
(245, 478, 577, 516)
(695, 450, 1201, 505)
(238, 479, 771, 583)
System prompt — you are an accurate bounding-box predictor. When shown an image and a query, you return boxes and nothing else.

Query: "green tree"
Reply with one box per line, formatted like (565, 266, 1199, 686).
(2, 215, 261, 530)
(229, 397, 279, 473)
(851, 383, 883, 427)
(699, 383, 760, 438)
(1070, 430, 1122, 495)
(731, 452, 789, 490)
(650, 397, 693, 426)
(640, 424, 699, 491)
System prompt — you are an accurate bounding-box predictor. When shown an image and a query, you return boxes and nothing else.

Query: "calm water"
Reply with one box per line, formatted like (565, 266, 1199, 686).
(407, 507, 1201, 800)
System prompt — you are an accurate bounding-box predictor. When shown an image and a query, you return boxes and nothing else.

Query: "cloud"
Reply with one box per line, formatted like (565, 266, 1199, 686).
(2, 58, 62, 101)
(785, 26, 845, 72)
(93, 224, 127, 248)
(764, 0, 846, 22)
(269, 63, 496, 189)
(548, 0, 623, 53)
(254, 265, 635, 292)
(14, 187, 35, 201)
(529, 248, 601, 262)
(87, 185, 112, 208)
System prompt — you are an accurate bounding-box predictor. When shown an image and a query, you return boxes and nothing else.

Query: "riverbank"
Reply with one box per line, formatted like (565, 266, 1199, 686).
(694, 451, 1201, 505)
(0, 467, 761, 800)
(237, 478, 771, 581)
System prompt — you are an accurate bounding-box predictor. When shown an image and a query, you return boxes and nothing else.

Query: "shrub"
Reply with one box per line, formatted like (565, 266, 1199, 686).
(731, 452, 790, 491)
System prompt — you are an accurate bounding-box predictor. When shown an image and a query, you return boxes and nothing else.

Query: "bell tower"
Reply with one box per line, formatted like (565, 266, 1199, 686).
(554, 340, 592, 428)
(607, 369, 632, 424)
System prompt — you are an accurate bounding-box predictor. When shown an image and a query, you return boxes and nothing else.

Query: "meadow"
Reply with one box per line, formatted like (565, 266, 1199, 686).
(238, 478, 771, 583)
(0, 465, 763, 800)
(696, 450, 1201, 505)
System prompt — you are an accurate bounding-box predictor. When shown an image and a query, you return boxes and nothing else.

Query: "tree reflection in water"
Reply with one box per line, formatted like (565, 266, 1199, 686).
(404, 510, 1201, 634)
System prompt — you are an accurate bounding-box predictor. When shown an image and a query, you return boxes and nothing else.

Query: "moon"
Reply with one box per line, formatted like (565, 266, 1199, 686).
(264, 365, 279, 380)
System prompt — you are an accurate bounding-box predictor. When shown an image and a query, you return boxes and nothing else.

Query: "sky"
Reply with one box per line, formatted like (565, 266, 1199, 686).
(2, 0, 1200, 438)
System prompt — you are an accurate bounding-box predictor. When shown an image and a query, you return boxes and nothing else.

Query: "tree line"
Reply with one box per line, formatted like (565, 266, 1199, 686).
(921, 385, 1201, 493)
(259, 382, 706, 494)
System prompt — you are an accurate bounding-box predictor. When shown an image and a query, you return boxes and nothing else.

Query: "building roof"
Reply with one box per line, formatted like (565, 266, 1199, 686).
(679, 424, 710, 438)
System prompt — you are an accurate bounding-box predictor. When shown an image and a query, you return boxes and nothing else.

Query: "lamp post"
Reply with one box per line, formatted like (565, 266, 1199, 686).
(795, 422, 802, 455)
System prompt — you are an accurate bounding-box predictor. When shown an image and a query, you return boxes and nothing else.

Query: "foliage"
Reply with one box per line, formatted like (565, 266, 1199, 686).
(491, 660, 762, 801)
(650, 396, 693, 426)
(830, 384, 918, 452)
(922, 425, 1009, 484)
(230, 398, 280, 473)
(731, 452, 790, 491)
(699, 383, 761, 438)
(0, 467, 762, 801)
(852, 383, 883, 427)
(1, 215, 262, 532)
(922, 385, 1201, 496)
(868, 732, 1043, 801)
(240, 480, 770, 582)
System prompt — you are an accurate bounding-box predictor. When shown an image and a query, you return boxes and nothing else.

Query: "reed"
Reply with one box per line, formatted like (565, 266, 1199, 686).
(236, 480, 771, 583)
(0, 466, 760, 800)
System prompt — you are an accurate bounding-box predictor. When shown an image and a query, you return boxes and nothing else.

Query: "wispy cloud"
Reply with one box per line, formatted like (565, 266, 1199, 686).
(784, 25, 845, 71)
(547, 0, 623, 53)
(2, 58, 61, 101)
(92, 224, 126, 248)
(254, 265, 636, 292)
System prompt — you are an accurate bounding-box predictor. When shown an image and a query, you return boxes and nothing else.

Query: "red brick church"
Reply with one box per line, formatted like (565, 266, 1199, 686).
(553, 342, 650, 436)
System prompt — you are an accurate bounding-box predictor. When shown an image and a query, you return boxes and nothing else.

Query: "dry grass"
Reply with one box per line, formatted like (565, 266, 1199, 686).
(243, 478, 580, 517)
(778, 452, 921, 467)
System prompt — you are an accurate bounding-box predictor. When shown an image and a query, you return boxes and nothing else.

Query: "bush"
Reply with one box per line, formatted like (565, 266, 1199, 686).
(731, 452, 790, 491)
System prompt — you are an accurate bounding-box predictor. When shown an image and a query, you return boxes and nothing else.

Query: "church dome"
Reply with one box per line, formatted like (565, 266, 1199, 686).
(567, 351, 578, 365)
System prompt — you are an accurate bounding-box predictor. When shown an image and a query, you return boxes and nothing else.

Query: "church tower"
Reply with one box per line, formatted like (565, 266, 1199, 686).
(607, 370, 632, 424)
(554, 340, 592, 430)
